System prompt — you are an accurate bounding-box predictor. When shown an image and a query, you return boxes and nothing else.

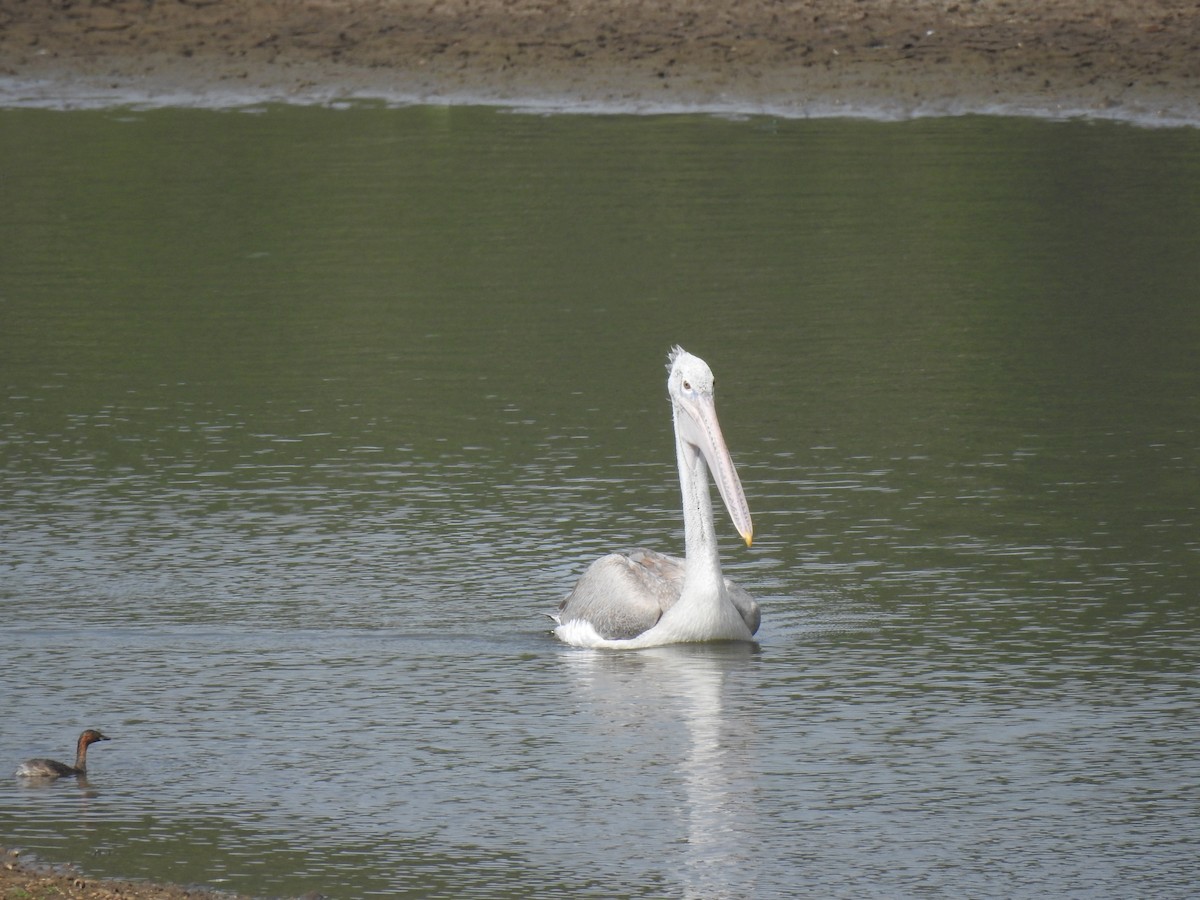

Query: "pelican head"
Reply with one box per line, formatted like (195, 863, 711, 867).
(667, 346, 753, 547)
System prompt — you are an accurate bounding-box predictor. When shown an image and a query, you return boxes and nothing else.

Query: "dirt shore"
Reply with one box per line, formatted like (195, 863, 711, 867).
(1, 0, 1198, 122)
(1, 847, 251, 900)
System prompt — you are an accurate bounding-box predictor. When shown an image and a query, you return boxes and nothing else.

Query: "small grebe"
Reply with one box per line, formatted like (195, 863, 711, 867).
(15, 729, 111, 779)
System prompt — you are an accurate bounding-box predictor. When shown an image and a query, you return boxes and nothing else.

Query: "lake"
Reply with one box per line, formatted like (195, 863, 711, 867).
(1, 104, 1198, 898)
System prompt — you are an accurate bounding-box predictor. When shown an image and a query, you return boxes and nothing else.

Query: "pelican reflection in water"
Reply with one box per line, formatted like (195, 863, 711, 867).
(553, 346, 758, 649)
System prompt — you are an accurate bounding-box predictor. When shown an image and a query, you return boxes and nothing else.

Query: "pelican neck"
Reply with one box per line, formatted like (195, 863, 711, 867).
(674, 412, 725, 594)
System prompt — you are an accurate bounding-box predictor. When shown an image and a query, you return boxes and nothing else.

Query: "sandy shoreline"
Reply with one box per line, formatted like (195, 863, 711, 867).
(1, 0, 1199, 123)
(2, 846, 247, 900)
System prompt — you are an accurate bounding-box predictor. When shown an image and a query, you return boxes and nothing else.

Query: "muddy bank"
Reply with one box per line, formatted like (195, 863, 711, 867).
(1, 847, 251, 900)
(1, 0, 1198, 122)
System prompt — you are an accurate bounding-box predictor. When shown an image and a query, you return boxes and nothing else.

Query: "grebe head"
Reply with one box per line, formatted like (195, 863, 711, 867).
(79, 729, 111, 747)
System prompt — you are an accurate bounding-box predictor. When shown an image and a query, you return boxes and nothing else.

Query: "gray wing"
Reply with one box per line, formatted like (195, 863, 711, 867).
(15, 758, 74, 778)
(558, 549, 685, 641)
(725, 578, 760, 635)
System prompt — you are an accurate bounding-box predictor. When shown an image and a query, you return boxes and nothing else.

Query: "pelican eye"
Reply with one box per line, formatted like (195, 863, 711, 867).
(682, 380, 692, 390)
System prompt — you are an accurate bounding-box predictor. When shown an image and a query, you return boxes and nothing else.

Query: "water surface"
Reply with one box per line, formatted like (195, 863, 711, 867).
(2, 106, 1198, 897)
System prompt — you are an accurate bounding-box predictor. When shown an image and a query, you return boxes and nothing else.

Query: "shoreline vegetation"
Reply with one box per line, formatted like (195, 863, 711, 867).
(0, 1, 1198, 122)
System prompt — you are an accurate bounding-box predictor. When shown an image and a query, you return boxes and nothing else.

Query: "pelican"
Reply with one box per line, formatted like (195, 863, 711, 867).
(553, 346, 758, 649)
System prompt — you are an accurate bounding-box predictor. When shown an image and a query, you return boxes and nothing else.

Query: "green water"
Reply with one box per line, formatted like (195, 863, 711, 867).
(1, 105, 1198, 898)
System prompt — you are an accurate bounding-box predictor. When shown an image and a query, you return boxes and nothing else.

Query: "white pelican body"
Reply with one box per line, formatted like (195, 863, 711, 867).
(554, 347, 758, 649)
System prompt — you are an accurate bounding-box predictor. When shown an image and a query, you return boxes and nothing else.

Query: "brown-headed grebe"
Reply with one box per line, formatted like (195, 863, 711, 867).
(15, 729, 111, 779)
